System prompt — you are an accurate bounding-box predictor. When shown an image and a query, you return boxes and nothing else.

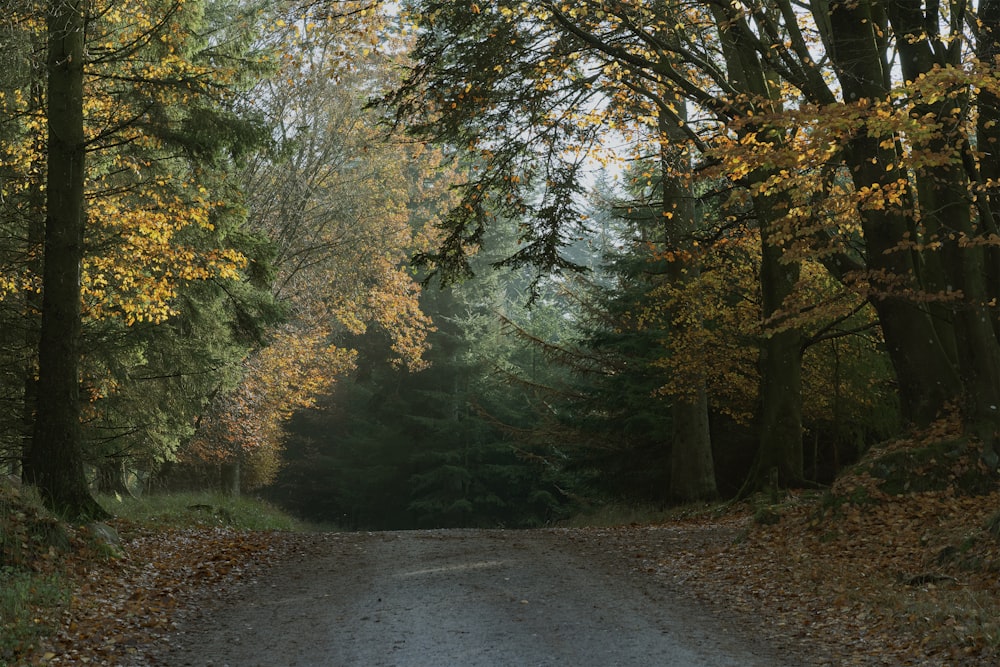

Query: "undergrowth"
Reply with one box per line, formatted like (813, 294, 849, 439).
(1, 484, 305, 666)
(733, 415, 1000, 662)
(101, 491, 306, 531)
(0, 483, 70, 666)
(0, 567, 67, 665)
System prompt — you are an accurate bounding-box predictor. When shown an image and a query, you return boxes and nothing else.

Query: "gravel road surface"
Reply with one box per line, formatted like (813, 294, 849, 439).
(145, 529, 805, 666)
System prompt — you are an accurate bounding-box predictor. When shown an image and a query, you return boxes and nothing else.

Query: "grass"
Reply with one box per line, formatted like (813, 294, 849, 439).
(0, 567, 67, 665)
(0, 484, 70, 666)
(0, 485, 305, 666)
(558, 499, 724, 528)
(100, 491, 307, 531)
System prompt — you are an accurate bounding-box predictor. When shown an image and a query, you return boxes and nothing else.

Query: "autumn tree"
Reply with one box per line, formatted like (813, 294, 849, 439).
(543, 172, 894, 499)
(692, 0, 1000, 459)
(389, 0, 1000, 493)
(176, 2, 455, 492)
(1, 0, 275, 515)
(823, 1, 1000, 451)
(73, 0, 280, 493)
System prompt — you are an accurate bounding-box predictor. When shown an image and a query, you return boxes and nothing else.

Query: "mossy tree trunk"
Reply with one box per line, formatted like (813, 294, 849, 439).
(23, 0, 106, 521)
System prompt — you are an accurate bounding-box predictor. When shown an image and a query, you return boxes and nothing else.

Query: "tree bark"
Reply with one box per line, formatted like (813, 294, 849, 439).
(823, 0, 966, 425)
(669, 386, 716, 500)
(660, 98, 718, 501)
(713, 5, 805, 486)
(756, 223, 804, 485)
(978, 0, 1000, 333)
(24, 0, 106, 520)
(850, 0, 1000, 445)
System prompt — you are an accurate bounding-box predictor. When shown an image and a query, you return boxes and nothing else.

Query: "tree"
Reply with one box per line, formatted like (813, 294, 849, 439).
(657, 102, 717, 500)
(827, 2, 1000, 446)
(185, 325, 358, 494)
(176, 2, 454, 491)
(23, 0, 105, 519)
(388, 0, 1000, 491)
(6, 0, 274, 515)
(0, 2, 46, 479)
(593, 151, 720, 500)
(556, 227, 691, 502)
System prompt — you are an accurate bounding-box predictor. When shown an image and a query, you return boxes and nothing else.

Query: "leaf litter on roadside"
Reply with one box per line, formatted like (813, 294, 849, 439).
(588, 447, 1000, 665)
(21, 522, 319, 666)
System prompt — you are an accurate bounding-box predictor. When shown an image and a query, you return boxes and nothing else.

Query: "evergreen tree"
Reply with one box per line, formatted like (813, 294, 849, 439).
(270, 224, 572, 528)
(0, 0, 276, 514)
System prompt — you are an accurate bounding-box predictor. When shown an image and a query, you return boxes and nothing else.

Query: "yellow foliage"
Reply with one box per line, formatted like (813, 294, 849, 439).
(0, 0, 248, 317)
(647, 224, 885, 430)
(181, 2, 456, 475)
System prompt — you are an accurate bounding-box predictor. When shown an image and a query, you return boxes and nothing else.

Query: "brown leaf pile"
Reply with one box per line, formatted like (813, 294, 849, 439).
(20, 522, 320, 666)
(589, 479, 1000, 664)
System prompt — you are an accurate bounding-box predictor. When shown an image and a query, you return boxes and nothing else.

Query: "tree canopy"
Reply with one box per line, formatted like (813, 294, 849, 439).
(381, 0, 1000, 496)
(4, 0, 1000, 520)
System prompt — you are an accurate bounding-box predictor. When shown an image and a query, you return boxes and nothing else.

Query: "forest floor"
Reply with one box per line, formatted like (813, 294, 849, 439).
(5, 436, 1000, 665)
(12, 496, 1000, 664)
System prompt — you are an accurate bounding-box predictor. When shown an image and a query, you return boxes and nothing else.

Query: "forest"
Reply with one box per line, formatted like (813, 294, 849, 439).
(2, 0, 1000, 529)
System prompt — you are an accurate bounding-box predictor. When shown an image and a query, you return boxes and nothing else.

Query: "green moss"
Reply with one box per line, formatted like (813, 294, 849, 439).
(99, 491, 306, 531)
(865, 438, 996, 496)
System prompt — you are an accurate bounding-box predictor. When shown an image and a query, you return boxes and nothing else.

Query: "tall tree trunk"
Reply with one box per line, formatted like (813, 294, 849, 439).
(669, 386, 716, 500)
(978, 0, 1000, 335)
(660, 101, 717, 501)
(756, 215, 804, 485)
(714, 6, 805, 486)
(825, 0, 965, 425)
(974, 0, 1000, 464)
(24, 0, 106, 520)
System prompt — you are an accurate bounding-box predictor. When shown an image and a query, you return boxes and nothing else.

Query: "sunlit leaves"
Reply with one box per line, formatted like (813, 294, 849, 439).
(180, 1, 452, 479)
(0, 0, 253, 316)
(186, 324, 359, 487)
(82, 183, 246, 325)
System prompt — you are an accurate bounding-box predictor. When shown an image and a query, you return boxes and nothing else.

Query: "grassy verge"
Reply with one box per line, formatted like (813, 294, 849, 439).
(0, 567, 67, 664)
(99, 491, 306, 531)
(0, 483, 70, 666)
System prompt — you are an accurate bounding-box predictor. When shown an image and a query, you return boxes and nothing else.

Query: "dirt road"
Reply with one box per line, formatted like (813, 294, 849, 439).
(143, 529, 810, 666)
